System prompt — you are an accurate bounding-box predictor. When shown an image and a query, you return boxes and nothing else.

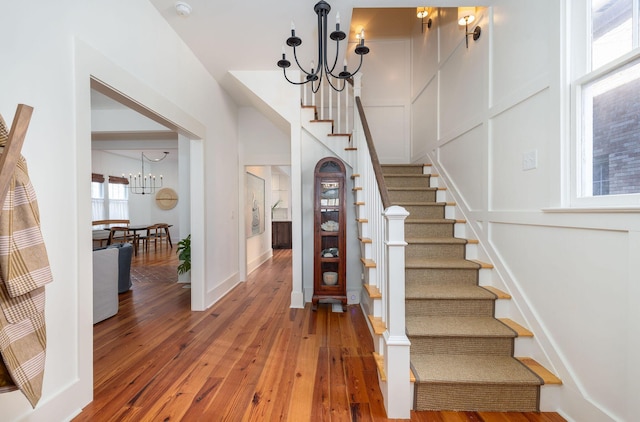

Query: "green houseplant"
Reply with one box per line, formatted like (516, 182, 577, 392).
(176, 234, 191, 275)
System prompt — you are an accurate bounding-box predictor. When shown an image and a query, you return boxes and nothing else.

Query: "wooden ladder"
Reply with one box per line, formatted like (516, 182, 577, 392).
(0, 103, 34, 394)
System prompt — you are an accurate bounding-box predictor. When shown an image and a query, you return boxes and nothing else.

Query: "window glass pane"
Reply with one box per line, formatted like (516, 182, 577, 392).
(581, 58, 640, 196)
(91, 181, 104, 199)
(591, 0, 633, 70)
(108, 183, 129, 220)
(108, 183, 128, 200)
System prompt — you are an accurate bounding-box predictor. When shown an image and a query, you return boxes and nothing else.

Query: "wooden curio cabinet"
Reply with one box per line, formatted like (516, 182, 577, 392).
(312, 157, 347, 311)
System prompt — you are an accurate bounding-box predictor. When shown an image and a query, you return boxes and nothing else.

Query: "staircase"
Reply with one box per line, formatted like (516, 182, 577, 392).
(380, 163, 560, 412)
(300, 86, 561, 414)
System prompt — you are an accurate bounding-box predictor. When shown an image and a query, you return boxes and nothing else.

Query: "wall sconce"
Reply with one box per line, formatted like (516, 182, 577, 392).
(417, 7, 432, 32)
(458, 7, 481, 48)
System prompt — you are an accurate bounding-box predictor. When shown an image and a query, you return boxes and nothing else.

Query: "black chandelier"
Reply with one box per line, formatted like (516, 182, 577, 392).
(125, 152, 168, 195)
(276, 0, 370, 93)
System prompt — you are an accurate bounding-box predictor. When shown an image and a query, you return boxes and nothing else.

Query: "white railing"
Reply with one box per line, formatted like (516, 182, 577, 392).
(350, 90, 412, 418)
(301, 76, 354, 135)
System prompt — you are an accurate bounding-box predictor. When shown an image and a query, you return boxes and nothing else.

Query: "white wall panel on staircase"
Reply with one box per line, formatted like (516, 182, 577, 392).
(439, 38, 487, 141)
(490, 89, 553, 211)
(439, 127, 486, 213)
(411, 12, 439, 101)
(359, 39, 411, 165)
(363, 105, 408, 164)
(490, 222, 629, 419)
(491, 1, 558, 107)
(411, 80, 437, 162)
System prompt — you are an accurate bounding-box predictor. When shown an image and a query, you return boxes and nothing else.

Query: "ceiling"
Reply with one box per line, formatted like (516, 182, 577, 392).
(91, 2, 427, 147)
(147, 0, 419, 85)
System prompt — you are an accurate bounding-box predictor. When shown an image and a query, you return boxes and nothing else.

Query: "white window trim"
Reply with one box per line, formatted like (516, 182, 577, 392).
(568, 0, 640, 208)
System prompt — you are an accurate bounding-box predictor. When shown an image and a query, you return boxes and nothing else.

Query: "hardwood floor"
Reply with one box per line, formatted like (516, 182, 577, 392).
(74, 248, 565, 421)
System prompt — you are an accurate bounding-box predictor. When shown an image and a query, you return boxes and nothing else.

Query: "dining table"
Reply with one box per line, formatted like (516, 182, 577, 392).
(128, 224, 173, 248)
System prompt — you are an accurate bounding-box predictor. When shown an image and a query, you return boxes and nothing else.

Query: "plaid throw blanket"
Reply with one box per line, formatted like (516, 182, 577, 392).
(0, 113, 53, 407)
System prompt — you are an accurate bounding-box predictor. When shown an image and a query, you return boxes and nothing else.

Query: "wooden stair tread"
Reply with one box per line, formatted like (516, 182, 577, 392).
(482, 286, 511, 299)
(405, 257, 481, 270)
(387, 186, 437, 192)
(393, 201, 448, 206)
(405, 283, 497, 300)
(384, 174, 431, 178)
(351, 173, 360, 179)
(359, 237, 372, 244)
(373, 352, 386, 381)
(406, 237, 468, 245)
(363, 284, 381, 299)
(367, 315, 386, 335)
(356, 218, 368, 223)
(517, 357, 562, 385)
(412, 355, 543, 385)
(405, 218, 466, 224)
(499, 318, 533, 337)
(360, 258, 376, 268)
(345, 147, 357, 151)
(406, 316, 516, 338)
(373, 353, 416, 383)
(470, 259, 494, 269)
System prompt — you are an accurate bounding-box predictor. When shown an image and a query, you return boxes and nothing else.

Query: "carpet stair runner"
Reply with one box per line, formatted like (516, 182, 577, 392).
(380, 164, 556, 412)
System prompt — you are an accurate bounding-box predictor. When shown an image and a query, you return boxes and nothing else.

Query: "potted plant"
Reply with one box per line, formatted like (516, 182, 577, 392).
(176, 234, 191, 276)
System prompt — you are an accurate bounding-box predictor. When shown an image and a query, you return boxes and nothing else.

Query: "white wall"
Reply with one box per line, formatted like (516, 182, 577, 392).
(409, 4, 638, 421)
(245, 166, 274, 274)
(0, 1, 239, 420)
(359, 39, 412, 164)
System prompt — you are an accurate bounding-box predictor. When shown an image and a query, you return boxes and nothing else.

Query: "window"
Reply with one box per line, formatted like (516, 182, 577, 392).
(91, 173, 105, 222)
(107, 176, 129, 220)
(91, 173, 129, 222)
(573, 0, 640, 206)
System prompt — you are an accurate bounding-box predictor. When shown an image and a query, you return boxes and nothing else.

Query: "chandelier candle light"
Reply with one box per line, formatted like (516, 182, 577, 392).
(276, 0, 370, 92)
(125, 152, 169, 195)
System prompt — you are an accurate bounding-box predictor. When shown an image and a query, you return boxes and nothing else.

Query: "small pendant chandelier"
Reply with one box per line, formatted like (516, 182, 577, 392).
(125, 152, 168, 195)
(276, 0, 370, 93)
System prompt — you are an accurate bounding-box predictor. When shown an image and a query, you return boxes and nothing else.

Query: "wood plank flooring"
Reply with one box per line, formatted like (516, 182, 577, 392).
(74, 248, 565, 421)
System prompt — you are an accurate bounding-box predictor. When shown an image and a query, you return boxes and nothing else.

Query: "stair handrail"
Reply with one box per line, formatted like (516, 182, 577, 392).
(352, 94, 411, 417)
(355, 97, 391, 209)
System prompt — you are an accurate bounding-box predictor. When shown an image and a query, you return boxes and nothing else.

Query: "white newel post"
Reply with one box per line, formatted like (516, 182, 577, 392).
(382, 205, 411, 419)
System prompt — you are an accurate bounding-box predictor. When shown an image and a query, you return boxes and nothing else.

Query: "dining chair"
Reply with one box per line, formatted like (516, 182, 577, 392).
(142, 224, 161, 252)
(153, 223, 172, 249)
(108, 226, 138, 256)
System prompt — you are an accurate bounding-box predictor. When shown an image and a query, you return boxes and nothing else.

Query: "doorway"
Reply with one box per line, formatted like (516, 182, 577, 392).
(87, 77, 204, 310)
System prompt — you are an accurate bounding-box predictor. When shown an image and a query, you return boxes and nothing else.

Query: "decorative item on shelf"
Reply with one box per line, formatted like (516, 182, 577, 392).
(124, 152, 169, 195)
(323, 271, 338, 285)
(320, 220, 339, 232)
(321, 188, 339, 198)
(276, 0, 370, 92)
(321, 247, 339, 257)
(176, 234, 191, 275)
(155, 187, 178, 210)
